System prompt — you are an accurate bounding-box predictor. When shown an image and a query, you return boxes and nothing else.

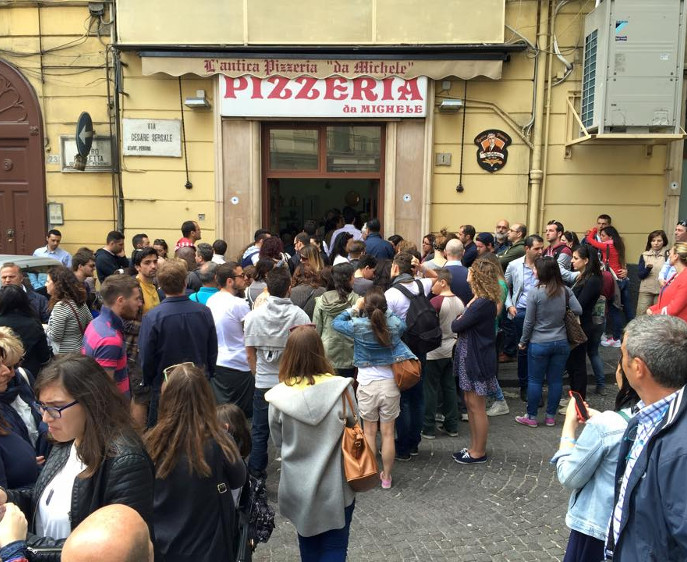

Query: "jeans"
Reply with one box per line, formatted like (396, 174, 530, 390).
(490, 331, 505, 401)
(298, 501, 355, 562)
(586, 322, 605, 387)
(566, 342, 588, 398)
(501, 314, 518, 357)
(423, 358, 459, 434)
(396, 353, 425, 456)
(248, 387, 270, 477)
(513, 308, 528, 389)
(146, 376, 163, 428)
(609, 278, 635, 340)
(527, 340, 570, 418)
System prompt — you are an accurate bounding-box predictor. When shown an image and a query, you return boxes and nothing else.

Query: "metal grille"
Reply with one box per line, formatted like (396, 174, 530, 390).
(581, 29, 598, 128)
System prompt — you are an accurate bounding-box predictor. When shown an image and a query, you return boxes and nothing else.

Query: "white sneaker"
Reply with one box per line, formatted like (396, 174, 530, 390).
(461, 413, 469, 422)
(601, 336, 619, 347)
(486, 400, 510, 417)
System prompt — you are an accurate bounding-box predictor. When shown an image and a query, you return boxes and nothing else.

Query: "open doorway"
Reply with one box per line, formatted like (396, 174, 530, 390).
(262, 123, 384, 237)
(267, 178, 378, 234)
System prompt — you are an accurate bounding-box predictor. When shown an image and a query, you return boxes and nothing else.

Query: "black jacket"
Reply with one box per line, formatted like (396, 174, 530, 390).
(94, 248, 130, 283)
(7, 432, 154, 562)
(0, 312, 52, 376)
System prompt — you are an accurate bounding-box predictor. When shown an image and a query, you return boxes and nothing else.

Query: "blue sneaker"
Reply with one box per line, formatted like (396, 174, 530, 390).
(452, 449, 487, 465)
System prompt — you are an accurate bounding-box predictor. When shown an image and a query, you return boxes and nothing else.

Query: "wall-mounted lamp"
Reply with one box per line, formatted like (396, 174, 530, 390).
(438, 99, 464, 113)
(184, 90, 211, 109)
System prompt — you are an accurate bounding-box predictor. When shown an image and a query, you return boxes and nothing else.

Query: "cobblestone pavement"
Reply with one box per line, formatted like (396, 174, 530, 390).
(254, 347, 622, 561)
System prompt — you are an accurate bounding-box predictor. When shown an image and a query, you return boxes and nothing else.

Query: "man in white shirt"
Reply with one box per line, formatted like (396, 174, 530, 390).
(206, 262, 253, 418)
(30, 229, 71, 289)
(329, 207, 362, 256)
(385, 252, 434, 461)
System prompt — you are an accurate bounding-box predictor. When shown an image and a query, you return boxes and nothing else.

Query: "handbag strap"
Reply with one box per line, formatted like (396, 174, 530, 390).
(211, 441, 233, 556)
(341, 387, 357, 426)
(64, 300, 85, 334)
(564, 288, 570, 310)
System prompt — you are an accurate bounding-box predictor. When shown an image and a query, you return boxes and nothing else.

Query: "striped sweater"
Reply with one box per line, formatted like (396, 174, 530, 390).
(46, 299, 93, 354)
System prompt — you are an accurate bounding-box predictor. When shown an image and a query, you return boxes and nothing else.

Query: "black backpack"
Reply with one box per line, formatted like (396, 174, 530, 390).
(392, 280, 442, 355)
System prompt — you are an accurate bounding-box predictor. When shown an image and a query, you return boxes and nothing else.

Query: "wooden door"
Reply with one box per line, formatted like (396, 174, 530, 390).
(0, 60, 46, 255)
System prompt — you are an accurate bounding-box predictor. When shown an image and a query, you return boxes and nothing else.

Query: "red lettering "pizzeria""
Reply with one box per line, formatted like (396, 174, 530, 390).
(222, 76, 423, 102)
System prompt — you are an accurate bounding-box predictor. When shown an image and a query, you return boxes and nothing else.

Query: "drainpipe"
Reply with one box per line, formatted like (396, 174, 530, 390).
(527, 0, 552, 233)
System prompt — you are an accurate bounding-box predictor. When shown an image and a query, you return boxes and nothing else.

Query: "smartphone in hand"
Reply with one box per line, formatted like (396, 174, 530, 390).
(569, 390, 590, 421)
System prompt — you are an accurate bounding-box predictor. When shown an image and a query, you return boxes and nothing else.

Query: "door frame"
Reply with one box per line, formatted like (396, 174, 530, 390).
(261, 122, 386, 231)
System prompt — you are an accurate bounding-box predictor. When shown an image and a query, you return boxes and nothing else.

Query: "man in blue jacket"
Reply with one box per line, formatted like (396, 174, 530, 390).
(363, 218, 394, 260)
(606, 315, 687, 560)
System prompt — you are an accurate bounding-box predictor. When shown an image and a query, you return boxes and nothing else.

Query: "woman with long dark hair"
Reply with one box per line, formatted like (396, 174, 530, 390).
(552, 360, 639, 562)
(566, 245, 603, 398)
(0, 354, 154, 558)
(421, 233, 436, 263)
(330, 232, 353, 266)
(45, 266, 92, 354)
(637, 229, 668, 316)
(0, 285, 52, 376)
(266, 326, 357, 560)
(515, 257, 582, 428)
(313, 263, 359, 377)
(146, 363, 245, 561)
(586, 224, 632, 347)
(333, 287, 413, 489)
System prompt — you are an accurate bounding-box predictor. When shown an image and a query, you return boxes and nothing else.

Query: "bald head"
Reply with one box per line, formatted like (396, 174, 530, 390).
(445, 239, 465, 260)
(175, 246, 197, 271)
(62, 505, 153, 562)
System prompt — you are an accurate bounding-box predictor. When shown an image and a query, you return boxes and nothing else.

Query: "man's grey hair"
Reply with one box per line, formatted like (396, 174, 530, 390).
(625, 315, 687, 390)
(198, 261, 218, 284)
(196, 242, 213, 263)
(445, 239, 464, 259)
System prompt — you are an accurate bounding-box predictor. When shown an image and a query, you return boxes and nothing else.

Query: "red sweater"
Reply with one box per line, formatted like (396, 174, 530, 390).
(587, 228, 622, 275)
(649, 271, 687, 322)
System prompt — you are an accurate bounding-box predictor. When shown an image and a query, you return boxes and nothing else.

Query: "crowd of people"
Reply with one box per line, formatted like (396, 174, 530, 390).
(0, 211, 685, 561)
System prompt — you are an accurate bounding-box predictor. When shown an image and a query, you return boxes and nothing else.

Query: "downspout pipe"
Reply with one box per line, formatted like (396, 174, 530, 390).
(527, 0, 552, 233)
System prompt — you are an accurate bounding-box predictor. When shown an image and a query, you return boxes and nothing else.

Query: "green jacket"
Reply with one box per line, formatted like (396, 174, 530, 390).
(498, 239, 526, 269)
(313, 290, 359, 369)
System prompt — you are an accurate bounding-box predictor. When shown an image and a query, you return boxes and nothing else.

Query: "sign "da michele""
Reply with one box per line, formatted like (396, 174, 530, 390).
(219, 76, 427, 118)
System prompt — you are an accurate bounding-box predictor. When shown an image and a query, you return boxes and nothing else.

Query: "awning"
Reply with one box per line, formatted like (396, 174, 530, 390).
(134, 45, 527, 81)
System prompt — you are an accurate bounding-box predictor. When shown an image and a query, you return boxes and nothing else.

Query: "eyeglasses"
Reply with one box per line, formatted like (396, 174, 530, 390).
(162, 361, 194, 381)
(289, 323, 316, 333)
(33, 400, 78, 419)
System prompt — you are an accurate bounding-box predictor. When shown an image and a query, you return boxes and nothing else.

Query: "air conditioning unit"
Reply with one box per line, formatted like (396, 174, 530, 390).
(580, 0, 687, 134)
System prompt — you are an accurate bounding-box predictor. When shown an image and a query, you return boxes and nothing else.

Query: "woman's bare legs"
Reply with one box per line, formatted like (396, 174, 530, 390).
(464, 391, 488, 458)
(379, 420, 396, 480)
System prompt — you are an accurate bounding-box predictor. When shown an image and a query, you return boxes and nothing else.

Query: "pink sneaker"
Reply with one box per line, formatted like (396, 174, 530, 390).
(515, 415, 538, 428)
(545, 416, 556, 427)
(380, 471, 392, 489)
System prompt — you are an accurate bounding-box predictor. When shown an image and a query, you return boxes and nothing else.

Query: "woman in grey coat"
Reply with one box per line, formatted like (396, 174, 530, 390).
(266, 326, 356, 561)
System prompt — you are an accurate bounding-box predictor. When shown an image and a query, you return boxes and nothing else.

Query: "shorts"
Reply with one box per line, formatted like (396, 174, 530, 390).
(128, 360, 151, 404)
(356, 378, 400, 423)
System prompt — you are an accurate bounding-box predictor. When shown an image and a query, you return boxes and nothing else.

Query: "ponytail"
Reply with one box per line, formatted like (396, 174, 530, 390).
(363, 287, 392, 347)
(369, 308, 391, 347)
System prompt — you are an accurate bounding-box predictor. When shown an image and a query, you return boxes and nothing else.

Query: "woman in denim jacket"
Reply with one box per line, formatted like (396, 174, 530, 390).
(332, 287, 414, 489)
(551, 361, 638, 562)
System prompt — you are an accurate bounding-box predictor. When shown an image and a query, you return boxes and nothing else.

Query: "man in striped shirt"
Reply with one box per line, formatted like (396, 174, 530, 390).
(607, 315, 687, 560)
(82, 274, 141, 398)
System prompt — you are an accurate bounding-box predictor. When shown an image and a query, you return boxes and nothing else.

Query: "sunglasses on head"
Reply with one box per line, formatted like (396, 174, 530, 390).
(678, 220, 687, 227)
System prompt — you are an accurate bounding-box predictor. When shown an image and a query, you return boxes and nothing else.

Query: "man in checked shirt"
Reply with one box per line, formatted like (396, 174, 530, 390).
(606, 315, 687, 560)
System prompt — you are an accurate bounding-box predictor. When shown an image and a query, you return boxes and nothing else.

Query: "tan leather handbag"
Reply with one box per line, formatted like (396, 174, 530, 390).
(341, 391, 378, 492)
(392, 358, 422, 391)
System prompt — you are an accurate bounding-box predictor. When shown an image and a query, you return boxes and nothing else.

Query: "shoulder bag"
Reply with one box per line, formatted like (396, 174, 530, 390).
(392, 358, 421, 391)
(341, 390, 379, 492)
(564, 290, 587, 349)
(64, 300, 86, 335)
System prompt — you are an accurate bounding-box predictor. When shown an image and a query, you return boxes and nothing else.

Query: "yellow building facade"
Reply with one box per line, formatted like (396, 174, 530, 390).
(1, 0, 684, 260)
